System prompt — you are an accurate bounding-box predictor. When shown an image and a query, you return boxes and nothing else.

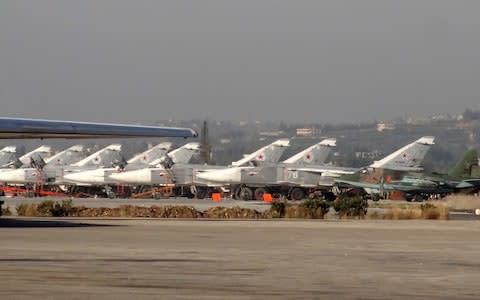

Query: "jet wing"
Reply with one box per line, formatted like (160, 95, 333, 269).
(0, 118, 197, 139)
(335, 179, 431, 192)
(335, 179, 384, 190)
(289, 167, 358, 177)
(455, 179, 480, 189)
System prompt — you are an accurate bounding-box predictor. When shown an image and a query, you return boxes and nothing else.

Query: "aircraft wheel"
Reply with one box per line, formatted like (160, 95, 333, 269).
(371, 194, 381, 202)
(404, 193, 413, 202)
(190, 185, 198, 195)
(254, 188, 266, 201)
(239, 187, 253, 201)
(106, 191, 116, 199)
(123, 188, 132, 198)
(290, 188, 306, 201)
(323, 191, 336, 202)
(195, 187, 208, 199)
(232, 186, 242, 200)
(413, 194, 424, 202)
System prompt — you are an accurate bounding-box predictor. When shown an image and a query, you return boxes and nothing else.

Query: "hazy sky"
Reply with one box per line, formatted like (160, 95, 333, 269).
(1, 1, 480, 124)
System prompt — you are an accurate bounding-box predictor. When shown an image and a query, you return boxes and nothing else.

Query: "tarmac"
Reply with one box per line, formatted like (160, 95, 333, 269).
(1, 218, 480, 299)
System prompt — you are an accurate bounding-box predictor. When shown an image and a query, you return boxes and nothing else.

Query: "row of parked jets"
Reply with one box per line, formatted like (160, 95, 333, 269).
(2, 135, 469, 201)
(0, 117, 478, 201)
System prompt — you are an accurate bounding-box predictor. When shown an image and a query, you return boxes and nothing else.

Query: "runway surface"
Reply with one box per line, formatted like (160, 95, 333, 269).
(1, 218, 480, 299)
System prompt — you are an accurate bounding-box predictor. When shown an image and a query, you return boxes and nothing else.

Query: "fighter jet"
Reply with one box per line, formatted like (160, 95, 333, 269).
(62, 142, 201, 197)
(334, 141, 480, 202)
(0, 145, 86, 185)
(54, 144, 124, 188)
(0, 117, 197, 139)
(195, 138, 336, 199)
(447, 149, 480, 194)
(198, 139, 336, 183)
(109, 139, 291, 198)
(61, 142, 172, 185)
(197, 136, 435, 200)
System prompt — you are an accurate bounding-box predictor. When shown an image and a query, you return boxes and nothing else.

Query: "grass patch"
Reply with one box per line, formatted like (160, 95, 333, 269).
(1, 206, 12, 216)
(16, 203, 29, 216)
(368, 201, 418, 209)
(383, 207, 422, 220)
(16, 199, 74, 217)
(333, 196, 368, 218)
(270, 200, 287, 218)
(285, 206, 309, 219)
(70, 205, 269, 219)
(420, 203, 449, 220)
(443, 195, 480, 211)
(298, 198, 330, 219)
(382, 203, 449, 220)
(11, 198, 450, 220)
(271, 199, 330, 219)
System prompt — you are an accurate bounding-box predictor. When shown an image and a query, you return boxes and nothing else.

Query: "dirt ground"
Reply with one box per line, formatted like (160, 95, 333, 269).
(1, 218, 480, 299)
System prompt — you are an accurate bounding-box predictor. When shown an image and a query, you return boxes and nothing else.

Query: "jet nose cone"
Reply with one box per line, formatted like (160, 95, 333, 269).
(196, 168, 241, 184)
(64, 169, 105, 184)
(109, 169, 152, 184)
(0, 169, 27, 183)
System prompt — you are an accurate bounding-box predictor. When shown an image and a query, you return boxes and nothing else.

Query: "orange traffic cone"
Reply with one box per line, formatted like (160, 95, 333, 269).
(212, 193, 222, 202)
(263, 193, 273, 203)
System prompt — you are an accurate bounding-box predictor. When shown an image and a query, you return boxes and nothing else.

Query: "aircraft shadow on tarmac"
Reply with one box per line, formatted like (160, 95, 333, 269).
(0, 218, 122, 228)
(0, 258, 211, 263)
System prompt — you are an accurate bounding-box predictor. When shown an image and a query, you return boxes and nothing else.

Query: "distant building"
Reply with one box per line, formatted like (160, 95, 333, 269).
(259, 131, 285, 137)
(376, 122, 395, 132)
(455, 123, 474, 130)
(296, 127, 315, 137)
(431, 114, 454, 121)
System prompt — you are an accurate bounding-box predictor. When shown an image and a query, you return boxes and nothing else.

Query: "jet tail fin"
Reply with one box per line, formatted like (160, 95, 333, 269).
(231, 139, 290, 167)
(45, 145, 85, 166)
(72, 144, 122, 167)
(161, 142, 200, 165)
(127, 142, 172, 165)
(0, 146, 16, 153)
(447, 149, 479, 179)
(369, 136, 435, 171)
(283, 138, 336, 165)
(18, 145, 52, 165)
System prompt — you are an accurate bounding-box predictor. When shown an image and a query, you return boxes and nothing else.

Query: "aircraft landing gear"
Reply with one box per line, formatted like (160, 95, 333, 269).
(238, 186, 253, 201)
(254, 188, 266, 201)
(289, 187, 306, 201)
